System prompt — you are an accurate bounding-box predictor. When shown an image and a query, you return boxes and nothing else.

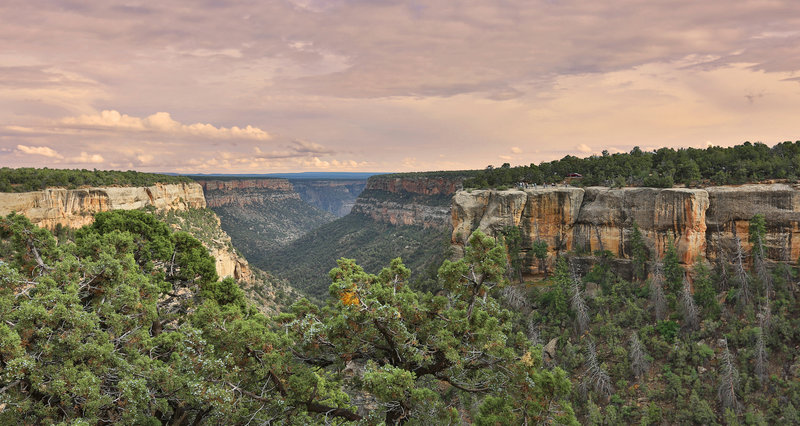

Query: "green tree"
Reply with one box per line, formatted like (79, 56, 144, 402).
(631, 222, 648, 281)
(288, 230, 576, 424)
(501, 225, 524, 282)
(749, 214, 767, 260)
(532, 239, 549, 277)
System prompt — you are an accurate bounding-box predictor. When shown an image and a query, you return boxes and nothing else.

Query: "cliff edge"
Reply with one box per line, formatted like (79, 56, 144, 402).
(0, 182, 206, 229)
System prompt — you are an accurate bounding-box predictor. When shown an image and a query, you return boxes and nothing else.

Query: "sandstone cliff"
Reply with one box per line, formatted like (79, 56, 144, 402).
(351, 175, 463, 229)
(452, 184, 800, 274)
(196, 179, 300, 208)
(0, 182, 205, 229)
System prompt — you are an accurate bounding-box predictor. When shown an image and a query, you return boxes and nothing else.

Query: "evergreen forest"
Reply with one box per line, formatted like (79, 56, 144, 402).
(0, 168, 191, 192)
(463, 140, 800, 189)
(0, 212, 574, 424)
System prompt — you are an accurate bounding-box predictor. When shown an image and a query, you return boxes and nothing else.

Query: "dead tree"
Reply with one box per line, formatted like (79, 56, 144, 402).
(733, 237, 752, 307)
(571, 280, 590, 335)
(718, 339, 740, 413)
(680, 274, 699, 331)
(754, 328, 768, 386)
(527, 317, 541, 346)
(584, 340, 613, 399)
(629, 332, 650, 379)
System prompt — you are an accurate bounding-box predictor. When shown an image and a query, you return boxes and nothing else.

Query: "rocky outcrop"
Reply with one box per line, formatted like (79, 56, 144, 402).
(452, 184, 800, 274)
(0, 183, 205, 229)
(351, 175, 463, 229)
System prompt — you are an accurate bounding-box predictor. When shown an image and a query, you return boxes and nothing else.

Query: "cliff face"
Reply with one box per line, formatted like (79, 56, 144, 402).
(452, 184, 800, 273)
(0, 182, 205, 229)
(351, 176, 462, 229)
(196, 179, 300, 208)
(365, 176, 461, 196)
(197, 179, 293, 192)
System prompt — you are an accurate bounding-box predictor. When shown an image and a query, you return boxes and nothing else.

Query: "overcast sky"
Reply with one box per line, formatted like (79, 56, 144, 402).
(2, 0, 799, 173)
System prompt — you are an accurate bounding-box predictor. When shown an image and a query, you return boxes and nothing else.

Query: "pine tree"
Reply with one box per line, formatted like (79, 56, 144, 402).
(631, 221, 648, 281)
(649, 262, 667, 321)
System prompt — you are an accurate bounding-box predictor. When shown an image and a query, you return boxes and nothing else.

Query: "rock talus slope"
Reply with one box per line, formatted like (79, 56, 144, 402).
(452, 184, 800, 273)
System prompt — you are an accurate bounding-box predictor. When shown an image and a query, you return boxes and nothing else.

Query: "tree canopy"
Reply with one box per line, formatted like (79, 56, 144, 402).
(463, 140, 800, 189)
(0, 167, 191, 192)
(0, 213, 574, 424)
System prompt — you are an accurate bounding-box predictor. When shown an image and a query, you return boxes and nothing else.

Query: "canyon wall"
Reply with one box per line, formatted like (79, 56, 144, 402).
(452, 184, 800, 274)
(0, 182, 205, 229)
(0, 182, 257, 282)
(196, 178, 300, 208)
(350, 175, 462, 228)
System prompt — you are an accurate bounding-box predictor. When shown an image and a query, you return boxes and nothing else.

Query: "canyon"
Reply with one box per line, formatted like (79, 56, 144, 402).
(452, 183, 800, 275)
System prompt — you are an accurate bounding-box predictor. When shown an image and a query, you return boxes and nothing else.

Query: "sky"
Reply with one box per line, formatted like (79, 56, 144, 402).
(1, 0, 800, 174)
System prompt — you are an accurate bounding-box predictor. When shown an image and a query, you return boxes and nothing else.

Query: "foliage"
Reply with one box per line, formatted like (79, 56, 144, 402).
(265, 214, 451, 299)
(501, 226, 524, 282)
(0, 218, 576, 424)
(631, 222, 648, 281)
(0, 167, 191, 192)
(532, 239, 549, 277)
(462, 140, 800, 189)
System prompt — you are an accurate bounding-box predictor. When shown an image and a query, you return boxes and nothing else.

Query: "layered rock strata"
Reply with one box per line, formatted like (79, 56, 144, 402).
(351, 176, 462, 229)
(0, 183, 205, 229)
(196, 179, 299, 208)
(452, 184, 800, 274)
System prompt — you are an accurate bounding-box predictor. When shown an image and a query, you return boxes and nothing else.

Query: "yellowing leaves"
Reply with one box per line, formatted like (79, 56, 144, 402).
(340, 285, 360, 306)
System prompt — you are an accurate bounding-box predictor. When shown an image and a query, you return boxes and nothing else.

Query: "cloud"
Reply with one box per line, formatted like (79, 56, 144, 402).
(16, 144, 62, 158)
(59, 110, 271, 140)
(576, 144, 593, 154)
(511, 146, 522, 154)
(70, 152, 104, 164)
(290, 139, 335, 155)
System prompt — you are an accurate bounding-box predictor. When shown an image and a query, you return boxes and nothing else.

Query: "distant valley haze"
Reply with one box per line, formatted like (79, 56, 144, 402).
(1, 0, 799, 173)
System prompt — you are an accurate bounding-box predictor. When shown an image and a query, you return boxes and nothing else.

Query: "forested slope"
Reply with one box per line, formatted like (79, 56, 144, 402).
(262, 213, 451, 300)
(506, 216, 800, 424)
(0, 213, 575, 424)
